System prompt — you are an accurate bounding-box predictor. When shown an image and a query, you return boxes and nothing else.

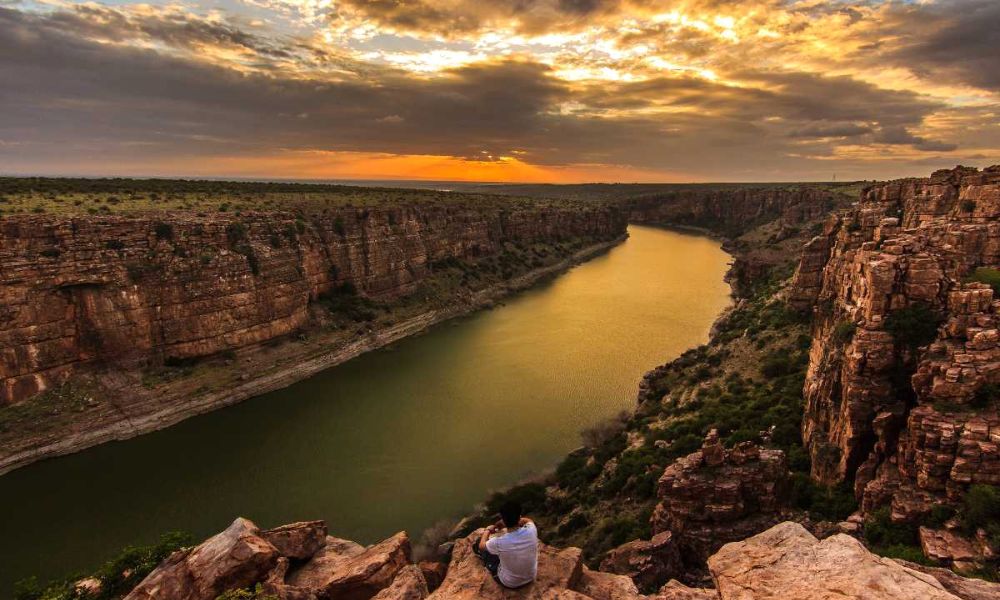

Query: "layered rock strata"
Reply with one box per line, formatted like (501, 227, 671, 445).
(0, 206, 625, 405)
(789, 166, 1000, 563)
(650, 432, 790, 562)
(626, 187, 836, 237)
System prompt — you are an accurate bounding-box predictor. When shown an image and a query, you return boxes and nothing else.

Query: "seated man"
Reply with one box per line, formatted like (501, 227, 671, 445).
(473, 500, 539, 589)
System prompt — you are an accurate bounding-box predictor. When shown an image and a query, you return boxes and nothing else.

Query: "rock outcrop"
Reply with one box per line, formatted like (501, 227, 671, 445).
(125, 518, 280, 600)
(119, 518, 998, 600)
(0, 205, 625, 406)
(788, 165, 1000, 565)
(708, 521, 962, 600)
(650, 433, 790, 562)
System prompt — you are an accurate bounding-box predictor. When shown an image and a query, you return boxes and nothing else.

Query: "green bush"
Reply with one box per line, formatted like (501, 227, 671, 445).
(832, 320, 856, 344)
(965, 268, 1000, 294)
(318, 283, 378, 322)
(15, 531, 193, 600)
(961, 200, 977, 213)
(153, 222, 173, 241)
(864, 507, 918, 548)
(962, 484, 1000, 546)
(216, 585, 278, 600)
(226, 222, 248, 245)
(791, 474, 857, 521)
(884, 303, 943, 349)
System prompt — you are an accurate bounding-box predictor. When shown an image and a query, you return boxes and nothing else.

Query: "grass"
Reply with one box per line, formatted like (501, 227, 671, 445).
(965, 267, 1000, 294)
(0, 177, 605, 216)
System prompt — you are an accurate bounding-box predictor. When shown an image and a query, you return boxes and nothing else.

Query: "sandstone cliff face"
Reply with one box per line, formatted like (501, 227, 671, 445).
(626, 187, 836, 237)
(790, 166, 1000, 528)
(0, 205, 625, 405)
(650, 432, 790, 563)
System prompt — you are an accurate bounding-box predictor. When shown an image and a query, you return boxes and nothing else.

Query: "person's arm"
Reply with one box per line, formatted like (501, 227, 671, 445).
(479, 526, 493, 550)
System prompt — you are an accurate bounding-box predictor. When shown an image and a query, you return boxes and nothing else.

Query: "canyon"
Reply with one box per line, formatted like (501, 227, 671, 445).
(0, 194, 627, 474)
(8, 169, 1000, 598)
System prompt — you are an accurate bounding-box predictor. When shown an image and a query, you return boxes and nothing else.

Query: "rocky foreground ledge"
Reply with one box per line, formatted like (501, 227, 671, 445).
(75, 517, 998, 600)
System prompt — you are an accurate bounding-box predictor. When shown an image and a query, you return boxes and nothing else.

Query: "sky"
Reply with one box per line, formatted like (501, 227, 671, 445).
(0, 0, 998, 183)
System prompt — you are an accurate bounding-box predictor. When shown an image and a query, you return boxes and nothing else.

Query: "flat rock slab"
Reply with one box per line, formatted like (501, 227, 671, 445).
(288, 531, 411, 600)
(708, 522, 961, 600)
(428, 531, 583, 600)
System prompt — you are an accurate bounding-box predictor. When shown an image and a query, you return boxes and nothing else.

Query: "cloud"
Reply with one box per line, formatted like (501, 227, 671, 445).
(0, 2, 992, 181)
(864, 0, 1000, 91)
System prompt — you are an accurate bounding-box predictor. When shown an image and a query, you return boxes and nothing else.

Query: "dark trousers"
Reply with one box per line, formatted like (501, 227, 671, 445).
(473, 539, 501, 579)
(473, 540, 530, 590)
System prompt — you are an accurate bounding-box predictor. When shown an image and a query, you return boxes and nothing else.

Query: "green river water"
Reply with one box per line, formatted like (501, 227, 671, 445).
(0, 225, 731, 594)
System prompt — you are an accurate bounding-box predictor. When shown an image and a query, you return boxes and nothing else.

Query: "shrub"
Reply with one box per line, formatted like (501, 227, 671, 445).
(963, 484, 1000, 539)
(832, 320, 856, 344)
(972, 383, 1000, 410)
(216, 585, 279, 600)
(153, 222, 174, 241)
(965, 267, 1000, 294)
(39, 248, 61, 258)
(923, 504, 956, 528)
(334, 216, 346, 236)
(864, 507, 919, 548)
(15, 531, 192, 600)
(105, 240, 125, 250)
(790, 474, 857, 521)
(961, 200, 977, 213)
(318, 283, 378, 322)
(884, 303, 943, 349)
(226, 222, 248, 245)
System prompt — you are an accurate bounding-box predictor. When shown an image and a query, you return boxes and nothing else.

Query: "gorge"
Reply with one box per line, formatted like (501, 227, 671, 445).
(5, 170, 1000, 600)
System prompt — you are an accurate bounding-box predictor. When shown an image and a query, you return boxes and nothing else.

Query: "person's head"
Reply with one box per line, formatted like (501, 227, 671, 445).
(499, 501, 522, 528)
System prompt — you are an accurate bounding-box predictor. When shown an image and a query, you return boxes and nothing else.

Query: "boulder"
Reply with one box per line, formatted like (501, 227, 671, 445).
(574, 567, 639, 600)
(288, 531, 411, 600)
(599, 531, 681, 590)
(371, 564, 429, 600)
(919, 527, 980, 565)
(652, 580, 718, 600)
(417, 560, 447, 591)
(261, 558, 318, 600)
(427, 530, 583, 599)
(262, 521, 328, 561)
(894, 559, 1000, 600)
(708, 522, 960, 599)
(125, 517, 280, 600)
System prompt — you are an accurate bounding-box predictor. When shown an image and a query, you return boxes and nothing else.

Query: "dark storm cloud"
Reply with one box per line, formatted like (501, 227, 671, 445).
(788, 124, 872, 139)
(331, 0, 623, 35)
(0, 4, 962, 176)
(875, 0, 1000, 91)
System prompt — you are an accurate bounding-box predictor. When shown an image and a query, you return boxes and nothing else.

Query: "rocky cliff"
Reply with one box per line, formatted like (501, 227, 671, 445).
(44, 517, 997, 600)
(0, 205, 624, 406)
(790, 165, 1000, 570)
(626, 187, 838, 238)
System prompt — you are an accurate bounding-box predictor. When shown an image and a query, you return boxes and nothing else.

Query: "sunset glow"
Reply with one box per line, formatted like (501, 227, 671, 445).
(2, 0, 998, 181)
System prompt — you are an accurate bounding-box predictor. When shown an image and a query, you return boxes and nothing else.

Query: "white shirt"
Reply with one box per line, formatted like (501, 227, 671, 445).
(485, 521, 539, 588)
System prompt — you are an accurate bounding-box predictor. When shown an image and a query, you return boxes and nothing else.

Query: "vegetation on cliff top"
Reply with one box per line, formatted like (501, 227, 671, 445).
(15, 532, 192, 600)
(0, 177, 609, 215)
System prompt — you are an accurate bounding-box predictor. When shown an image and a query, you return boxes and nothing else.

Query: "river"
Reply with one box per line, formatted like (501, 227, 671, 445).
(0, 225, 731, 593)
